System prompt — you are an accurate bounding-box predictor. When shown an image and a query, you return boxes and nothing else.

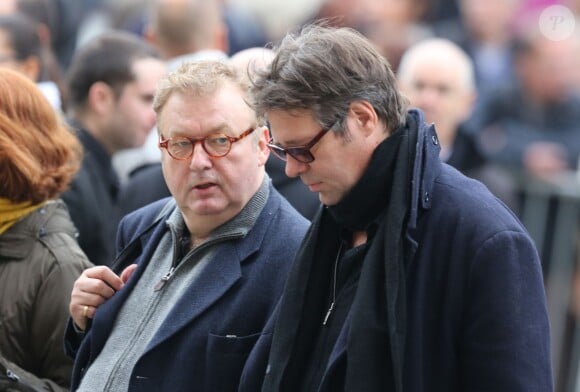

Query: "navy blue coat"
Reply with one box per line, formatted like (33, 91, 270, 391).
(65, 184, 308, 392)
(242, 111, 553, 391)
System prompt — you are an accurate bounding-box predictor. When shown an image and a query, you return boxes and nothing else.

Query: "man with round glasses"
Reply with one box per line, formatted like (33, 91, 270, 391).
(241, 24, 552, 392)
(159, 127, 256, 160)
(64, 60, 309, 392)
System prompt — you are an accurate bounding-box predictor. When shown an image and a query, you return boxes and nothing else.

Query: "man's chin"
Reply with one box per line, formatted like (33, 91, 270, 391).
(318, 192, 338, 207)
(190, 203, 225, 216)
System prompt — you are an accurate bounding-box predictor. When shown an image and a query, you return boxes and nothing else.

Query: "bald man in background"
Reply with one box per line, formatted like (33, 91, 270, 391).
(398, 38, 516, 208)
(144, 0, 228, 71)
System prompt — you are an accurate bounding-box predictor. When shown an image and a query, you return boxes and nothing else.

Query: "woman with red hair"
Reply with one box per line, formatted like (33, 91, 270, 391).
(0, 68, 92, 391)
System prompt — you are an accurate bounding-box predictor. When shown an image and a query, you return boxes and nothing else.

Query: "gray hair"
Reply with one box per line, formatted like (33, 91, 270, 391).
(251, 24, 409, 136)
(154, 59, 249, 114)
(154, 60, 261, 143)
(398, 38, 475, 93)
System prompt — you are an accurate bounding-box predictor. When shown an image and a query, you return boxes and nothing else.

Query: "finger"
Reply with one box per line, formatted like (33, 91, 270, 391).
(80, 277, 117, 300)
(71, 274, 115, 306)
(70, 284, 109, 314)
(69, 266, 122, 323)
(82, 305, 96, 319)
(120, 264, 138, 284)
(84, 266, 125, 292)
(72, 304, 95, 332)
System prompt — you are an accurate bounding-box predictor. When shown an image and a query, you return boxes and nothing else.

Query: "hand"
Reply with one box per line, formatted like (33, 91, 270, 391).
(69, 266, 125, 331)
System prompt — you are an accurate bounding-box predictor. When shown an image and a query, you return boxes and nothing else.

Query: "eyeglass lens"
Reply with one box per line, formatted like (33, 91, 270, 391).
(160, 127, 255, 160)
(167, 134, 231, 159)
(269, 145, 313, 163)
(267, 127, 330, 163)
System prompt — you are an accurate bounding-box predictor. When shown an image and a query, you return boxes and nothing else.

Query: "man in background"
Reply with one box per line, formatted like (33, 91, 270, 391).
(62, 31, 165, 265)
(397, 37, 516, 208)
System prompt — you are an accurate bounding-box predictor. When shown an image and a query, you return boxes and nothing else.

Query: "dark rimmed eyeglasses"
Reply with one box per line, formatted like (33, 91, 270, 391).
(159, 127, 256, 160)
(267, 127, 330, 164)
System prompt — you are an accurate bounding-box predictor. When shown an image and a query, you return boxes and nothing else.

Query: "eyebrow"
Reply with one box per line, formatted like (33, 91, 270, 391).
(163, 122, 234, 138)
(270, 136, 309, 147)
(207, 123, 233, 135)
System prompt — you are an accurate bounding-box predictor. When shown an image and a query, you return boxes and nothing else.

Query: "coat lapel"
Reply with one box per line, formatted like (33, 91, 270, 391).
(147, 241, 245, 347)
(146, 190, 277, 349)
(89, 218, 166, 358)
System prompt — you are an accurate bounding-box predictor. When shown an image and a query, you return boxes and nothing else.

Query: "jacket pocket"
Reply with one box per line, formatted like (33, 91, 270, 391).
(205, 332, 261, 392)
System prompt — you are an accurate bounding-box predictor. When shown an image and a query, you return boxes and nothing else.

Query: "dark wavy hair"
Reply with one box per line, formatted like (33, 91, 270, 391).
(0, 68, 81, 203)
(251, 23, 408, 136)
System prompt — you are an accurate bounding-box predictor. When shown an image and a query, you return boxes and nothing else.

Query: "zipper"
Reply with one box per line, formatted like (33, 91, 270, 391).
(5, 369, 19, 382)
(153, 223, 183, 292)
(322, 242, 343, 326)
(152, 228, 244, 292)
(153, 266, 176, 291)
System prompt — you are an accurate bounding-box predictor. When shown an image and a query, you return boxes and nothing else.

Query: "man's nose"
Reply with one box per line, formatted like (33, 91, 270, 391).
(188, 142, 212, 170)
(285, 155, 307, 178)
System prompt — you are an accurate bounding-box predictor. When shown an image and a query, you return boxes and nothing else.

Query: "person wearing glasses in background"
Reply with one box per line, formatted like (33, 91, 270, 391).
(239, 24, 553, 392)
(64, 60, 309, 392)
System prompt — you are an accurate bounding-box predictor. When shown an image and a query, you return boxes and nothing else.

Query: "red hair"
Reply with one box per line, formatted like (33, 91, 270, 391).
(0, 68, 82, 203)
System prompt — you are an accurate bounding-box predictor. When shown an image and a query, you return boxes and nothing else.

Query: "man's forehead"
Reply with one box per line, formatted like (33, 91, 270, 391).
(267, 108, 316, 125)
(267, 110, 321, 144)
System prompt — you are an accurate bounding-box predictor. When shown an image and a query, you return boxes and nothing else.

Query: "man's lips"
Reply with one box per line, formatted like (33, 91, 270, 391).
(307, 182, 322, 192)
(194, 182, 216, 189)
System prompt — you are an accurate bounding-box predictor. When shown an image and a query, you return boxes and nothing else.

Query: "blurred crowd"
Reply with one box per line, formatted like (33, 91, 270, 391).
(2, 0, 580, 201)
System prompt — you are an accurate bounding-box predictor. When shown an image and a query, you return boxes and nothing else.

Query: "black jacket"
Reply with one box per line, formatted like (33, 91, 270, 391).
(61, 128, 120, 265)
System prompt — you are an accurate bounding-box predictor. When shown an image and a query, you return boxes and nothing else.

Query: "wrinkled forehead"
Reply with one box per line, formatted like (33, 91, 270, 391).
(158, 87, 256, 136)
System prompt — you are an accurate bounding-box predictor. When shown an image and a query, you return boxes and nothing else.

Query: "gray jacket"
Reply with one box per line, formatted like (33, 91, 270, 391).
(0, 199, 92, 391)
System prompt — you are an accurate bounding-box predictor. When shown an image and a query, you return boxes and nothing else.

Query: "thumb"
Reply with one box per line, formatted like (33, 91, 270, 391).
(120, 264, 138, 284)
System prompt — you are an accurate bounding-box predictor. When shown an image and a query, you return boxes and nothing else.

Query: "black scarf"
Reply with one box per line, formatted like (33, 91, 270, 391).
(264, 113, 418, 392)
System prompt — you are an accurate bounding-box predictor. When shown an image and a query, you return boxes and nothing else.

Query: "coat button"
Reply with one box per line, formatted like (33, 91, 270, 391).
(431, 135, 438, 145)
(424, 192, 430, 204)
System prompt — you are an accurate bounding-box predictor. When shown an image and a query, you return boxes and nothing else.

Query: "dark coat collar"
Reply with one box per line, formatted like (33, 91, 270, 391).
(407, 108, 442, 231)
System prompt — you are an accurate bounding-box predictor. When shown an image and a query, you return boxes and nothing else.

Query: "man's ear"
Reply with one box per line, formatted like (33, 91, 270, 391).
(87, 81, 115, 116)
(256, 126, 271, 166)
(348, 100, 378, 136)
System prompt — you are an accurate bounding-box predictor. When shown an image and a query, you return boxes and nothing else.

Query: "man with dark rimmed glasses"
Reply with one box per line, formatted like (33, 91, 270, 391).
(267, 126, 330, 164)
(240, 24, 553, 392)
(64, 60, 309, 392)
